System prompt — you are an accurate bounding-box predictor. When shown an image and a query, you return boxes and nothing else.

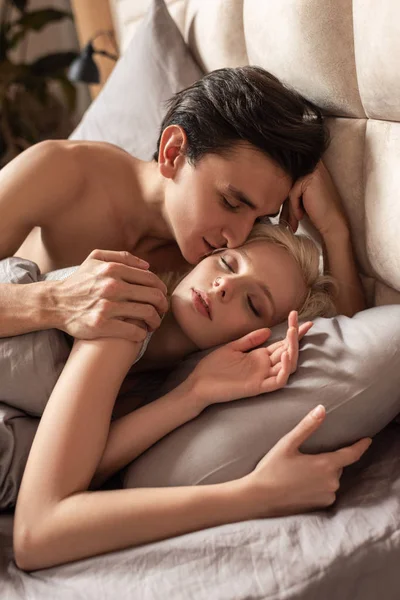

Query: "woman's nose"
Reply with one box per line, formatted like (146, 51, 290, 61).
(213, 276, 232, 299)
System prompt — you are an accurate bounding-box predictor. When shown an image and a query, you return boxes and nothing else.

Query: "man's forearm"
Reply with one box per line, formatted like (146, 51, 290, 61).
(323, 226, 366, 317)
(0, 281, 60, 337)
(91, 380, 202, 488)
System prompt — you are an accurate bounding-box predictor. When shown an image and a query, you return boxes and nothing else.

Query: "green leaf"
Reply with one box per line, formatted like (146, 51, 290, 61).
(29, 51, 78, 77)
(12, 9, 72, 33)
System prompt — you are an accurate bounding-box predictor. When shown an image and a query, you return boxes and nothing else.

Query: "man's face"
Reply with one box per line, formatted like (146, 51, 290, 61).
(163, 143, 292, 264)
(171, 239, 306, 349)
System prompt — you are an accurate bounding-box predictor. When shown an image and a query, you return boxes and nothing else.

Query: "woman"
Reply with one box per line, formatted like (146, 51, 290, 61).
(13, 222, 372, 571)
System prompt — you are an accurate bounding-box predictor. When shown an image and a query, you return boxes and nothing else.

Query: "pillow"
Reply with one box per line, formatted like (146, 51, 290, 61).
(0, 402, 39, 510)
(0, 258, 74, 417)
(123, 305, 400, 489)
(69, 0, 204, 159)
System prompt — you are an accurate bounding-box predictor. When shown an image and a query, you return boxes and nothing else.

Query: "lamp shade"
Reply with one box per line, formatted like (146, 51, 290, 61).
(68, 42, 100, 84)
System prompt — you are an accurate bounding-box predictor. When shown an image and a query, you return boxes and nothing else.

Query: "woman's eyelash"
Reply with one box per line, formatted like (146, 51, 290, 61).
(247, 297, 260, 318)
(221, 195, 240, 212)
(220, 256, 234, 272)
(220, 257, 260, 318)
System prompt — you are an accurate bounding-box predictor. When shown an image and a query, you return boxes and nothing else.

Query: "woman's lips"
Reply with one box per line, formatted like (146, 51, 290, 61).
(191, 289, 212, 320)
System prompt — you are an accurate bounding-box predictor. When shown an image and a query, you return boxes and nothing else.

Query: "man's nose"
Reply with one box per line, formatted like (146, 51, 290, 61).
(222, 218, 253, 248)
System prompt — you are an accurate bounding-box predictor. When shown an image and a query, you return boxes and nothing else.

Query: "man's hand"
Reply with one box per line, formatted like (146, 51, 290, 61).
(280, 161, 349, 237)
(53, 249, 168, 342)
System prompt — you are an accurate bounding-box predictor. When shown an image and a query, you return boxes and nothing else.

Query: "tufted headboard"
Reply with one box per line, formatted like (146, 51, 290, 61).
(76, 0, 400, 308)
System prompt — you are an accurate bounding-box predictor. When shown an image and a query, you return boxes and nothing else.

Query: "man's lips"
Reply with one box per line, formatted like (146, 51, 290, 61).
(191, 288, 212, 320)
(203, 238, 217, 253)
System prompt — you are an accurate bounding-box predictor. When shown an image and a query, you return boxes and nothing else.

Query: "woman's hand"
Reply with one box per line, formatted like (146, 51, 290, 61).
(266, 311, 313, 376)
(54, 249, 168, 343)
(281, 160, 349, 237)
(189, 312, 304, 410)
(243, 405, 373, 517)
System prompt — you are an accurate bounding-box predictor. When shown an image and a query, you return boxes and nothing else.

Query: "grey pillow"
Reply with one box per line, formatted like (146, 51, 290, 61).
(0, 258, 73, 417)
(2, 258, 400, 506)
(0, 402, 39, 510)
(0, 257, 77, 510)
(69, 0, 204, 159)
(123, 305, 400, 489)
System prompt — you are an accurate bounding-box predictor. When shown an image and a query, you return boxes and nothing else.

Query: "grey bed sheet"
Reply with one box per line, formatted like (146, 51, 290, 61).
(1, 422, 400, 600)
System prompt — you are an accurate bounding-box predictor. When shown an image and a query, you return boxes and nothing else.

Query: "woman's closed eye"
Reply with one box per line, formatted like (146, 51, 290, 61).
(219, 256, 261, 318)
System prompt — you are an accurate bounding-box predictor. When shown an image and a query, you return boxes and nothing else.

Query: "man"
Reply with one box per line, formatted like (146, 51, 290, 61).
(1, 66, 361, 343)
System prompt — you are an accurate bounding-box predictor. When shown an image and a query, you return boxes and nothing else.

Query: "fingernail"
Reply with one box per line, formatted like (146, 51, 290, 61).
(140, 261, 150, 268)
(312, 404, 325, 419)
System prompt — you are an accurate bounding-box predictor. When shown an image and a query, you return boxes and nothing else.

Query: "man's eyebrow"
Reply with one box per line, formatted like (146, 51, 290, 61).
(233, 248, 276, 318)
(226, 185, 280, 217)
(226, 184, 256, 209)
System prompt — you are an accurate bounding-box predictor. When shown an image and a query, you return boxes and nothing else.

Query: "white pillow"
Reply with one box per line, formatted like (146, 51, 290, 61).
(70, 0, 204, 159)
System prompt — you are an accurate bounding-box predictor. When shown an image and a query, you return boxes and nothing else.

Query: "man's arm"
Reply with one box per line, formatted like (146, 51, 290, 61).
(0, 281, 61, 337)
(286, 161, 366, 317)
(0, 140, 83, 337)
(321, 224, 365, 316)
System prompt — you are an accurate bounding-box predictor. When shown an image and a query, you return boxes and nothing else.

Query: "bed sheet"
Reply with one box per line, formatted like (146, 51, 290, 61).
(1, 422, 399, 600)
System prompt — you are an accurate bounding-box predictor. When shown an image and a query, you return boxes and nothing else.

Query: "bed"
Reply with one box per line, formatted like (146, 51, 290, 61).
(1, 0, 400, 598)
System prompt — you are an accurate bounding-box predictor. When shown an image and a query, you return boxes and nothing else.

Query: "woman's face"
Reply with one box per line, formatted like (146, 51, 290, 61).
(171, 240, 307, 349)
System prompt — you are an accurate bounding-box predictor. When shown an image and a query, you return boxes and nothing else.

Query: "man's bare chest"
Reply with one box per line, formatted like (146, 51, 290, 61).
(14, 204, 189, 275)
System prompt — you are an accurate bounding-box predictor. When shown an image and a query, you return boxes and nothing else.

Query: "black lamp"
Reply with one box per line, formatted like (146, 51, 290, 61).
(68, 30, 119, 84)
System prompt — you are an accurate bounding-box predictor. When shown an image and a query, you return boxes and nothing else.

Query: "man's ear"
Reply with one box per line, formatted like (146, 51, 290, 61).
(158, 125, 188, 179)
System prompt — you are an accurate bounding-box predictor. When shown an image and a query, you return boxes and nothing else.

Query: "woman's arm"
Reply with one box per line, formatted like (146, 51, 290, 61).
(93, 315, 312, 489)
(13, 332, 371, 571)
(12, 337, 255, 570)
(91, 381, 202, 489)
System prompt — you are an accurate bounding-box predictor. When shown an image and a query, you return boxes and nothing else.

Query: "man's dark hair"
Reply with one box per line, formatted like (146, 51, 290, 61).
(153, 66, 329, 182)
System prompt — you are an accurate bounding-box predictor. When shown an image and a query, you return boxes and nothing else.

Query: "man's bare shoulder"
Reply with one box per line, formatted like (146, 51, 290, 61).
(48, 139, 134, 171)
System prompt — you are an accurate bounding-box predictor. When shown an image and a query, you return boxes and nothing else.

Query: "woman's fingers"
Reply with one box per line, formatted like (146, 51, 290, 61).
(298, 321, 313, 339)
(261, 351, 290, 392)
(276, 350, 291, 386)
(288, 310, 298, 330)
(286, 326, 298, 373)
(280, 405, 327, 453)
(332, 437, 373, 468)
(229, 328, 271, 353)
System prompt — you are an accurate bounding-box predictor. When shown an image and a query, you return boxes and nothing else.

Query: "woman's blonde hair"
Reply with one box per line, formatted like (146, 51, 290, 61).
(159, 222, 338, 321)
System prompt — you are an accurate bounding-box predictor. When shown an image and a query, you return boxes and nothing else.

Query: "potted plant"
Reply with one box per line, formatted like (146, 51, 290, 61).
(0, 0, 79, 168)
